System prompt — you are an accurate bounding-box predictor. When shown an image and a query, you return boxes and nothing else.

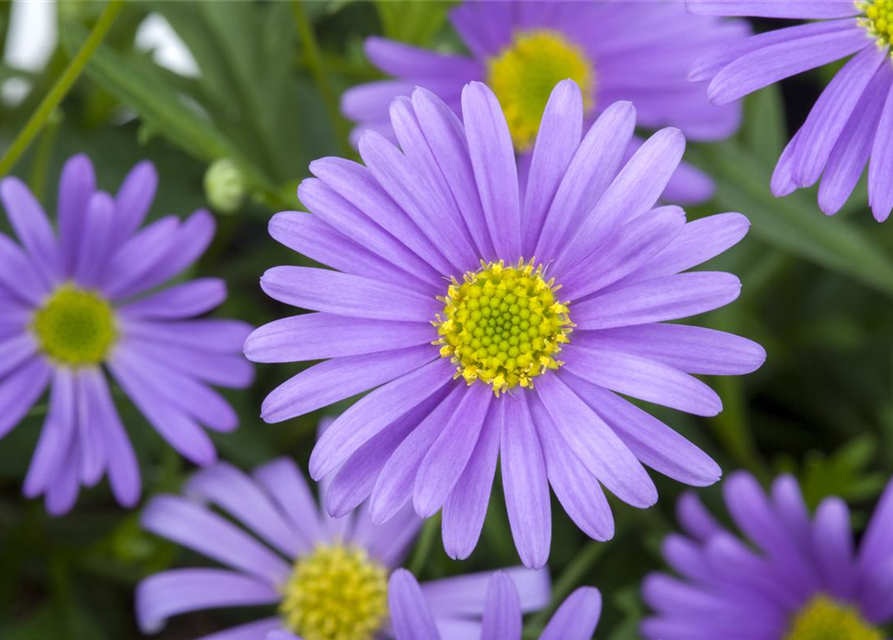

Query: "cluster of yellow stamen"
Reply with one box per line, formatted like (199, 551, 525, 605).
(859, 0, 893, 52)
(487, 29, 595, 151)
(280, 544, 389, 640)
(784, 595, 882, 640)
(433, 259, 572, 396)
(32, 285, 117, 367)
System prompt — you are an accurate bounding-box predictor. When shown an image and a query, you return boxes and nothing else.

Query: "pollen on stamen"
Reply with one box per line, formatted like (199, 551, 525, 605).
(784, 594, 882, 640)
(32, 284, 118, 367)
(486, 29, 595, 151)
(859, 0, 893, 52)
(433, 258, 573, 397)
(279, 544, 389, 640)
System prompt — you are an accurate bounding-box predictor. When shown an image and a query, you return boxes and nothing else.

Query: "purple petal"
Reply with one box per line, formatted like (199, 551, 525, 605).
(74, 371, 105, 486)
(501, 394, 551, 569)
(185, 463, 303, 558)
(0, 357, 52, 440)
(369, 383, 464, 524)
(44, 443, 80, 515)
(0, 232, 50, 304)
(73, 191, 114, 288)
(869, 68, 893, 222)
(119, 279, 226, 320)
(0, 333, 38, 380)
(365, 36, 482, 80)
(707, 21, 868, 105)
(535, 100, 636, 261)
(461, 81, 522, 259)
(389, 569, 441, 640)
(252, 458, 322, 553)
(574, 324, 765, 375)
(687, 0, 860, 18)
(101, 216, 180, 298)
(414, 383, 491, 517)
(812, 497, 855, 599)
(676, 492, 724, 541)
(246, 313, 432, 363)
(141, 495, 290, 584)
(196, 618, 283, 640)
(310, 358, 454, 480)
(261, 266, 439, 322)
(136, 568, 278, 634)
(522, 80, 584, 253)
(23, 369, 76, 498)
(480, 572, 522, 640)
(123, 318, 252, 353)
(531, 393, 615, 541)
(57, 154, 95, 276)
(540, 587, 602, 640)
(573, 272, 741, 330)
(792, 45, 887, 188)
(857, 478, 893, 578)
(130, 339, 252, 388)
(421, 567, 550, 617)
(536, 374, 657, 508)
(442, 413, 500, 561)
(0, 176, 60, 281)
(261, 346, 437, 423)
(113, 161, 158, 242)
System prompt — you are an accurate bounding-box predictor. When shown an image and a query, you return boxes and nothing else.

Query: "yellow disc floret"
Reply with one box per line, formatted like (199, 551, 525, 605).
(434, 258, 572, 396)
(785, 594, 882, 640)
(859, 0, 893, 52)
(32, 285, 117, 367)
(280, 544, 389, 640)
(486, 29, 595, 151)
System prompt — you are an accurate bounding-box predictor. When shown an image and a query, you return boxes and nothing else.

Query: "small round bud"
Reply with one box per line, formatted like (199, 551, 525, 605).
(203, 158, 246, 214)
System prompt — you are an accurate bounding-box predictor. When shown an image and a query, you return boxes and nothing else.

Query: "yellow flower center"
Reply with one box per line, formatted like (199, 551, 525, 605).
(280, 544, 389, 640)
(486, 29, 595, 151)
(434, 259, 572, 396)
(32, 285, 117, 367)
(860, 0, 893, 51)
(784, 595, 882, 640)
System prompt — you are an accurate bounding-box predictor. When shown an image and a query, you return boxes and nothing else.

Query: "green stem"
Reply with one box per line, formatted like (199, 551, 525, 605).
(0, 0, 124, 178)
(524, 538, 612, 634)
(290, 0, 352, 155)
(28, 109, 64, 200)
(408, 514, 442, 576)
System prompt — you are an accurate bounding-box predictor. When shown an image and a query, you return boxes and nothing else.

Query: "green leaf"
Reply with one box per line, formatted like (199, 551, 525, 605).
(374, 0, 455, 46)
(693, 141, 893, 297)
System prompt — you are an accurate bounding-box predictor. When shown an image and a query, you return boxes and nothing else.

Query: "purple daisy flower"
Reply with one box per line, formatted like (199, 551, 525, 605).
(136, 456, 549, 640)
(688, 0, 893, 221)
(642, 471, 893, 640)
(0, 155, 252, 515)
(386, 568, 601, 640)
(343, 0, 749, 204)
(245, 79, 765, 568)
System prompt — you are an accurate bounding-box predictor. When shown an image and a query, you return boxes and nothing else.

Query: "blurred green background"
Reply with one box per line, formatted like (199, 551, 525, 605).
(3, 2, 893, 638)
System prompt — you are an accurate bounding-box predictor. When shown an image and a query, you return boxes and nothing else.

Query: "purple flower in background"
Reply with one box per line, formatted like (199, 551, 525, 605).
(245, 80, 765, 568)
(136, 456, 549, 640)
(642, 471, 893, 640)
(0, 155, 252, 515)
(387, 569, 601, 640)
(343, 0, 749, 204)
(688, 0, 893, 221)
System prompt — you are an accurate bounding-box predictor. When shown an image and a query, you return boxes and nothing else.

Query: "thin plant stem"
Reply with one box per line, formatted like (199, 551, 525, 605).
(290, 0, 352, 155)
(0, 0, 125, 178)
(28, 109, 63, 201)
(408, 513, 442, 576)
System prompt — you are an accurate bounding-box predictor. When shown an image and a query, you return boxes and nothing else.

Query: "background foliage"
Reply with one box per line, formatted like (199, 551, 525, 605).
(2, 2, 893, 638)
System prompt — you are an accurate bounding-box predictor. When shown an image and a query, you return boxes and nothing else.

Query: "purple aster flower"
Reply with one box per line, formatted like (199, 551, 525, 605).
(245, 80, 765, 568)
(387, 568, 601, 640)
(688, 0, 893, 221)
(0, 155, 252, 515)
(642, 471, 893, 640)
(342, 0, 749, 204)
(136, 456, 549, 640)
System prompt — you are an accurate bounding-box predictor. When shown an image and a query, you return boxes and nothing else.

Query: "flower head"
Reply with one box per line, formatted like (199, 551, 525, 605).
(0, 155, 252, 514)
(342, 0, 748, 204)
(688, 0, 893, 220)
(388, 568, 601, 640)
(642, 471, 893, 640)
(136, 454, 549, 640)
(246, 80, 765, 568)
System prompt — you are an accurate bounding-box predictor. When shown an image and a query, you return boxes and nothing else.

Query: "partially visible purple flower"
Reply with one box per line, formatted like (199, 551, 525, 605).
(688, 0, 893, 220)
(246, 80, 765, 568)
(388, 569, 601, 640)
(136, 455, 549, 640)
(0, 155, 252, 515)
(343, 0, 748, 204)
(642, 471, 893, 639)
